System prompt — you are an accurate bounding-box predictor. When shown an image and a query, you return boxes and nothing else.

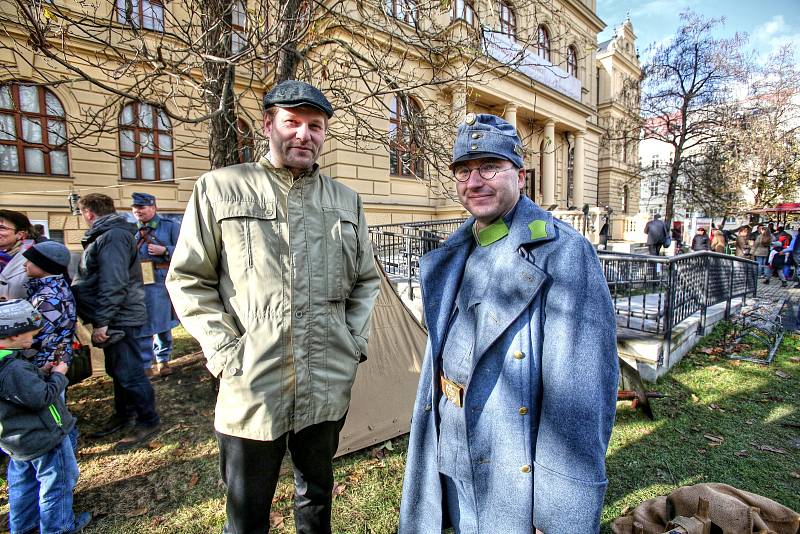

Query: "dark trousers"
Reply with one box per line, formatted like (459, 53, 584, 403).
(104, 325, 160, 427)
(647, 244, 663, 256)
(216, 416, 346, 534)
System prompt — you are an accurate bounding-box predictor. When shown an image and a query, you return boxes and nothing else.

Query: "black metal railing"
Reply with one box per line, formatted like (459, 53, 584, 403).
(598, 250, 758, 361)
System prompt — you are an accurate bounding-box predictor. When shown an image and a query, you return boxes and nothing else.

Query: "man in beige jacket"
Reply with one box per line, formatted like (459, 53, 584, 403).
(166, 81, 380, 534)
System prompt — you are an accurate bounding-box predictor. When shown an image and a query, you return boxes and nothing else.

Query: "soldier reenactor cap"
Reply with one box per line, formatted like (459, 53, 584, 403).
(451, 113, 525, 169)
(131, 192, 156, 207)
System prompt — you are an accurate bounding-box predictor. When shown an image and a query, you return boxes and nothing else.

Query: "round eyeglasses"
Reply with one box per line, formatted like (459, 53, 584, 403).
(453, 162, 515, 182)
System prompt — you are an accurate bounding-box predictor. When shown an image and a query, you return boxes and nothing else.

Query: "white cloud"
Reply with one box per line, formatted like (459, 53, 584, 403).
(752, 14, 800, 62)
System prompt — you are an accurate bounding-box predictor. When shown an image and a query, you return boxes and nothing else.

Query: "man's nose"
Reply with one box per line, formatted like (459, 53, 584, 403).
(295, 123, 311, 141)
(465, 167, 484, 187)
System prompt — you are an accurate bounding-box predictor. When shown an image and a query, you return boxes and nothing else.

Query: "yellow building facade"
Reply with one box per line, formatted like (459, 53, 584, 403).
(0, 0, 639, 245)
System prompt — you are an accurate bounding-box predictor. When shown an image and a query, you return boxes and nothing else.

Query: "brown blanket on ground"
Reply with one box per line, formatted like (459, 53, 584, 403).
(612, 483, 799, 534)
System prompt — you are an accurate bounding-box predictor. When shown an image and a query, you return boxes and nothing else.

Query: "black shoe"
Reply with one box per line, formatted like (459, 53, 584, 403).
(88, 415, 135, 438)
(781, 281, 788, 287)
(114, 422, 162, 451)
(764, 279, 769, 285)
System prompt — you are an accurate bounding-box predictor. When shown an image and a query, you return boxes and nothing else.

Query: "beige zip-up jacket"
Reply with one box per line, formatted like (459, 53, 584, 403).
(166, 158, 380, 440)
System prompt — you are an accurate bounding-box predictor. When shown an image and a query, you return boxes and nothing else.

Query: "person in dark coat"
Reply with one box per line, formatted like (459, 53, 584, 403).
(644, 214, 668, 255)
(130, 193, 180, 378)
(691, 227, 711, 252)
(72, 193, 160, 450)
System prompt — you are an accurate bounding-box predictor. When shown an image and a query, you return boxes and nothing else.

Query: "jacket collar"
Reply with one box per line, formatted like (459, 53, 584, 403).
(260, 155, 321, 187)
(421, 196, 556, 361)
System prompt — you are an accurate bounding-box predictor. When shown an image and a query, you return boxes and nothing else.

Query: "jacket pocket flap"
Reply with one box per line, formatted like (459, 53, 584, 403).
(213, 200, 276, 222)
(322, 206, 358, 225)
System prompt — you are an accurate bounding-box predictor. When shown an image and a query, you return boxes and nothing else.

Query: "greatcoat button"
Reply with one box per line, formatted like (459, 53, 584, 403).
(470, 144, 478, 150)
(513, 351, 525, 360)
(295, 310, 303, 318)
(471, 133, 481, 139)
(229, 367, 238, 375)
(519, 407, 528, 415)
(520, 464, 531, 473)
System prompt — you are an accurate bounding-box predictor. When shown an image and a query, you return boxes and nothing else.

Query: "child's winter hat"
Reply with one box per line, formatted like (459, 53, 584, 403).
(0, 299, 43, 338)
(22, 241, 71, 277)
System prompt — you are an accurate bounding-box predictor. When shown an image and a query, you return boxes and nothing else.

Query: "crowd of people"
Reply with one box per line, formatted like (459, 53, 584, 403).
(0, 81, 620, 534)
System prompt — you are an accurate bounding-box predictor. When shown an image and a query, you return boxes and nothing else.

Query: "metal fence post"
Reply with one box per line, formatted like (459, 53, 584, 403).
(699, 254, 709, 335)
(725, 260, 734, 319)
(405, 236, 414, 300)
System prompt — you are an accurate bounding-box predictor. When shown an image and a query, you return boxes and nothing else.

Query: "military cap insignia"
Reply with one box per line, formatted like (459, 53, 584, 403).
(464, 113, 476, 125)
(513, 144, 524, 156)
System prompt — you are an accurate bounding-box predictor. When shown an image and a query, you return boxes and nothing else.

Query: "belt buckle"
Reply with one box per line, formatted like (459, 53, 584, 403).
(440, 374, 464, 408)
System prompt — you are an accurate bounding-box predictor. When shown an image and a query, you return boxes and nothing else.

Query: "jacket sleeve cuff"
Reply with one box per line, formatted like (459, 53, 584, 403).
(206, 337, 243, 378)
(533, 461, 607, 533)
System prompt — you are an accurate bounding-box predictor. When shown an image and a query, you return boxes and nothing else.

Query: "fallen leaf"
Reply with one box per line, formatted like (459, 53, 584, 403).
(125, 507, 148, 518)
(151, 516, 165, 526)
(370, 447, 386, 459)
(691, 394, 700, 403)
(745, 420, 754, 425)
(789, 357, 800, 364)
(775, 370, 790, 379)
(621, 505, 631, 515)
(704, 434, 724, 443)
(734, 450, 749, 457)
(729, 360, 741, 366)
(332, 482, 347, 498)
(147, 441, 163, 450)
(269, 512, 284, 529)
(791, 471, 800, 479)
(698, 448, 707, 454)
(383, 440, 394, 451)
(188, 474, 200, 488)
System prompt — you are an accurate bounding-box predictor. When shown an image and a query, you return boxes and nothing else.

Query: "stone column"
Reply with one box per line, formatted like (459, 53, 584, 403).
(504, 103, 518, 129)
(542, 120, 556, 207)
(574, 130, 585, 207)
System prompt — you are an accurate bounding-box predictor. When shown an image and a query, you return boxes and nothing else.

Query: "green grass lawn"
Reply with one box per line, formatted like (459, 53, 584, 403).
(1, 324, 796, 533)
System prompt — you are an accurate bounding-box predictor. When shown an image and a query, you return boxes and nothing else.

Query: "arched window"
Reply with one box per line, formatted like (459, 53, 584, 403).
(389, 96, 424, 178)
(119, 102, 174, 181)
(236, 118, 254, 163)
(566, 45, 578, 77)
(115, 0, 165, 31)
(386, 0, 417, 26)
(0, 82, 69, 176)
(453, 0, 476, 26)
(537, 25, 551, 62)
(499, 1, 516, 39)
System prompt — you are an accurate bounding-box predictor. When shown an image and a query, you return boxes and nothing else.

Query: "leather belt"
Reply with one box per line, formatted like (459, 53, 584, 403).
(439, 372, 464, 408)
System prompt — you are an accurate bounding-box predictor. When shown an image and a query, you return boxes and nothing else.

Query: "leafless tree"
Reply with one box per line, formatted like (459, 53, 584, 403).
(1, 0, 594, 195)
(638, 10, 748, 224)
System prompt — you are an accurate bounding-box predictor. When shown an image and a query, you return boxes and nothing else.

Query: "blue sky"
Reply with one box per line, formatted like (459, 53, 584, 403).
(597, 0, 800, 62)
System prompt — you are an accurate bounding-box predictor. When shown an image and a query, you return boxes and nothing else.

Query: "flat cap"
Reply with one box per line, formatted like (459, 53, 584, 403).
(451, 113, 524, 169)
(131, 192, 156, 206)
(263, 80, 334, 118)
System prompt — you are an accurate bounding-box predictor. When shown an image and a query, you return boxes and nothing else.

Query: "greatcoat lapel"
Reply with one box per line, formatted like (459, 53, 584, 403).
(471, 197, 556, 365)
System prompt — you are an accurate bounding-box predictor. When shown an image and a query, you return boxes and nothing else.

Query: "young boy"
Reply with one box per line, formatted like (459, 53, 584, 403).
(0, 299, 91, 534)
(21, 241, 77, 368)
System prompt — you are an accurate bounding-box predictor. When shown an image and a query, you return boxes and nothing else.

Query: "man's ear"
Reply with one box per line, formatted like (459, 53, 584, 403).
(263, 113, 272, 136)
(516, 168, 525, 190)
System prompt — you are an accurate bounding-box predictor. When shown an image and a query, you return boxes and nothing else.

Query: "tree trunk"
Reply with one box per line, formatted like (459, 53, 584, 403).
(200, 0, 240, 169)
(274, 0, 303, 83)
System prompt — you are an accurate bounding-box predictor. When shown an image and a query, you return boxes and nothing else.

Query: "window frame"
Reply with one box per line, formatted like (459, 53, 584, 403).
(389, 96, 425, 179)
(537, 25, 551, 62)
(118, 101, 174, 182)
(0, 82, 70, 177)
(386, 0, 417, 26)
(231, 0, 247, 53)
(566, 45, 578, 77)
(452, 0, 476, 27)
(498, 1, 516, 39)
(115, 0, 165, 32)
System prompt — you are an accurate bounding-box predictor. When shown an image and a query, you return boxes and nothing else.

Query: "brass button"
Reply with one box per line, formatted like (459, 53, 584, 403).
(471, 133, 481, 139)
(470, 144, 478, 150)
(519, 407, 529, 415)
(520, 464, 531, 473)
(513, 351, 525, 360)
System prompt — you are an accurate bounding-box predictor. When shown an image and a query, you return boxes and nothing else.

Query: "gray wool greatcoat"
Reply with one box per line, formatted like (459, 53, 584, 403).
(399, 196, 619, 534)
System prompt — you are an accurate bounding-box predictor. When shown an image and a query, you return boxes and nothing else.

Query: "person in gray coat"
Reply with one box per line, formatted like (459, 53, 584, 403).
(644, 213, 668, 255)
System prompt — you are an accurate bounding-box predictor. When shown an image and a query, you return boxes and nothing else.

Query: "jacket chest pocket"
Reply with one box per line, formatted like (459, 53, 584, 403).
(323, 207, 360, 302)
(213, 200, 277, 270)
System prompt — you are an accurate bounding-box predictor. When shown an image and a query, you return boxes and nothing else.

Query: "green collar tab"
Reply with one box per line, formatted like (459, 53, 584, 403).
(474, 218, 509, 247)
(0, 349, 14, 360)
(529, 219, 549, 240)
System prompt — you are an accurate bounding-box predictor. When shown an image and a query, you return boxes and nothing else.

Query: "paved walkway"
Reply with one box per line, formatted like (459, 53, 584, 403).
(751, 277, 799, 330)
